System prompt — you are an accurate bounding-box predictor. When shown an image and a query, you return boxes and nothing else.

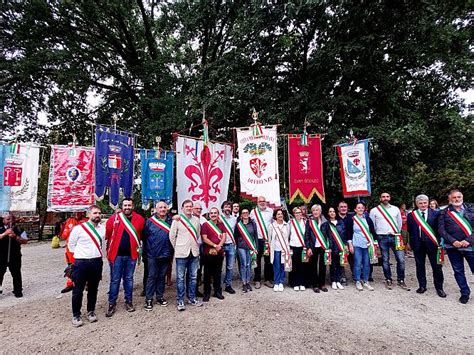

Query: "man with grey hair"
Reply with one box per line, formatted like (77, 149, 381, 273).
(407, 194, 445, 297)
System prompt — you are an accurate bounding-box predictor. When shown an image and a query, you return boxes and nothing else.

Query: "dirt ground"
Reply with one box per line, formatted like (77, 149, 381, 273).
(0, 241, 472, 353)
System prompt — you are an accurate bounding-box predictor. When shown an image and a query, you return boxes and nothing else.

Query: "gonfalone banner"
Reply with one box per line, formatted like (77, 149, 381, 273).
(95, 125, 134, 207)
(0, 143, 11, 212)
(140, 149, 174, 209)
(336, 139, 371, 197)
(288, 134, 325, 203)
(236, 125, 280, 206)
(176, 136, 232, 214)
(47, 145, 95, 212)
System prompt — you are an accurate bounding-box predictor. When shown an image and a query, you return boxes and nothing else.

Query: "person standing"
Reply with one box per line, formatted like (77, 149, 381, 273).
(400, 203, 411, 257)
(105, 198, 145, 317)
(234, 208, 258, 292)
(221, 201, 237, 294)
(0, 214, 28, 298)
(67, 205, 104, 327)
(232, 202, 240, 218)
(289, 207, 307, 291)
(269, 209, 291, 292)
(169, 200, 203, 311)
(143, 201, 174, 311)
(438, 189, 474, 304)
(370, 192, 409, 290)
(192, 202, 206, 298)
(407, 194, 445, 297)
(250, 196, 274, 289)
(336, 201, 354, 284)
(305, 204, 329, 293)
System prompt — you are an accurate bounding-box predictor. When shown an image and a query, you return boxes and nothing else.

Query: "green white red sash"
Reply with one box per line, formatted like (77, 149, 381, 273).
(308, 219, 330, 250)
(253, 208, 269, 240)
(447, 209, 473, 237)
(236, 221, 258, 255)
(329, 224, 349, 266)
(353, 215, 378, 263)
(273, 222, 292, 270)
(290, 218, 306, 247)
(221, 217, 236, 244)
(376, 205, 401, 234)
(80, 221, 103, 257)
(413, 210, 444, 264)
(150, 215, 171, 233)
(179, 214, 199, 245)
(204, 219, 224, 241)
(119, 212, 141, 248)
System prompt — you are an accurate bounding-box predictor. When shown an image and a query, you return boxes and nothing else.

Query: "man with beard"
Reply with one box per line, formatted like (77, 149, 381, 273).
(221, 201, 237, 294)
(105, 199, 145, 317)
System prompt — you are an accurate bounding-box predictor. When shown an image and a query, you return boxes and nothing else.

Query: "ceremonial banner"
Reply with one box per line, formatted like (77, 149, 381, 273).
(47, 145, 95, 212)
(288, 134, 325, 203)
(336, 139, 371, 197)
(140, 149, 174, 209)
(3, 143, 40, 212)
(95, 125, 134, 207)
(0, 143, 12, 212)
(176, 136, 232, 214)
(236, 125, 280, 206)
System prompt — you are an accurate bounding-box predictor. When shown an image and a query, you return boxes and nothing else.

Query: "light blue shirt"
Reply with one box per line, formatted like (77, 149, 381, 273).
(352, 218, 369, 249)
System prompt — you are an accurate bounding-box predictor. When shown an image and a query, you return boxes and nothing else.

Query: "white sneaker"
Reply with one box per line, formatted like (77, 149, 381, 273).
(332, 282, 337, 290)
(363, 282, 374, 291)
(355, 281, 363, 291)
(72, 316, 83, 327)
(278, 284, 284, 292)
(300, 286, 306, 291)
(293, 286, 300, 291)
(273, 285, 279, 292)
(336, 282, 344, 290)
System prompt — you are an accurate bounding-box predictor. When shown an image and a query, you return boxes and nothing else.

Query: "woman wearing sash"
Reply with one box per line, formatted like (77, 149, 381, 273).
(201, 207, 226, 302)
(289, 207, 307, 291)
(269, 209, 291, 292)
(234, 208, 258, 293)
(347, 202, 377, 291)
(321, 207, 347, 290)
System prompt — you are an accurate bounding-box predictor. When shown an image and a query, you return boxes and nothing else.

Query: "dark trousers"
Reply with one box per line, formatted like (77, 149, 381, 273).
(289, 246, 306, 287)
(254, 239, 273, 282)
(330, 251, 343, 283)
(202, 253, 224, 295)
(146, 256, 170, 301)
(413, 242, 444, 290)
(446, 248, 474, 297)
(0, 256, 22, 295)
(72, 258, 103, 317)
(142, 256, 148, 293)
(310, 247, 326, 288)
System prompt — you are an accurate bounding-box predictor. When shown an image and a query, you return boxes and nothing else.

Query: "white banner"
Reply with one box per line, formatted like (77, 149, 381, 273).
(336, 139, 371, 197)
(176, 136, 233, 214)
(237, 125, 280, 206)
(6, 143, 40, 212)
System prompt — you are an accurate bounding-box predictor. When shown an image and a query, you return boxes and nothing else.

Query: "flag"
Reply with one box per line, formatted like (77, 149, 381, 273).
(176, 136, 232, 214)
(336, 139, 371, 197)
(95, 125, 134, 207)
(236, 125, 280, 207)
(0, 143, 12, 212)
(288, 134, 325, 203)
(47, 145, 95, 212)
(140, 149, 174, 209)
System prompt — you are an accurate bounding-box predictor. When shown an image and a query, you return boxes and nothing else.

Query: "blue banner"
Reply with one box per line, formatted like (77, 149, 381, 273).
(140, 149, 174, 209)
(0, 143, 12, 212)
(95, 125, 134, 207)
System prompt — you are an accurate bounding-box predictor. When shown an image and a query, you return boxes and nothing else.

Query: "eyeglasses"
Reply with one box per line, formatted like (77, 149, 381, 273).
(194, 208, 202, 210)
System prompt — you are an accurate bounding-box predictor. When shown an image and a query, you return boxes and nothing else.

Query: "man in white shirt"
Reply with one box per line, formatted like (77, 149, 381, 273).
(68, 205, 105, 327)
(369, 192, 409, 290)
(221, 201, 237, 294)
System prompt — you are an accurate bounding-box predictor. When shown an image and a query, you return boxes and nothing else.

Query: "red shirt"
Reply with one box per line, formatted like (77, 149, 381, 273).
(400, 209, 408, 231)
(201, 220, 225, 255)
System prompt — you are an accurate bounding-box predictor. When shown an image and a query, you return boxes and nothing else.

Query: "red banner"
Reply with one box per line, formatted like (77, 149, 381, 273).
(47, 145, 95, 212)
(288, 134, 325, 203)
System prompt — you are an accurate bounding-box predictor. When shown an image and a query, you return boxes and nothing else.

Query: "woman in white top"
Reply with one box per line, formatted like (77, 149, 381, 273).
(269, 209, 290, 292)
(289, 207, 307, 291)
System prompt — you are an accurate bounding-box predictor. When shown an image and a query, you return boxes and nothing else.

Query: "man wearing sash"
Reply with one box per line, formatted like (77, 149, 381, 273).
(337, 201, 354, 285)
(438, 189, 474, 304)
(221, 201, 237, 294)
(143, 201, 174, 310)
(250, 196, 274, 289)
(105, 199, 145, 317)
(369, 192, 409, 290)
(232, 202, 240, 218)
(169, 200, 203, 311)
(407, 194, 445, 297)
(67, 205, 105, 327)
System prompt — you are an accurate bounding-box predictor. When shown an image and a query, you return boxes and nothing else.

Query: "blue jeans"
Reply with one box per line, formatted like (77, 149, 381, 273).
(273, 251, 285, 285)
(446, 248, 474, 297)
(379, 234, 406, 281)
(176, 255, 198, 303)
(238, 248, 252, 283)
(354, 247, 369, 282)
(108, 256, 137, 304)
(223, 243, 236, 287)
(145, 256, 170, 301)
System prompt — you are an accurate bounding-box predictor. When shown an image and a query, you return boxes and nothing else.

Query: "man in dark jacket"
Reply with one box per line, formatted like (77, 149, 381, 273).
(438, 189, 474, 304)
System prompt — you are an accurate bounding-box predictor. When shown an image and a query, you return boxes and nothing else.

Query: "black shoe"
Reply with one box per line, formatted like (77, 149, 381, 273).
(340, 278, 348, 286)
(436, 289, 447, 298)
(144, 299, 153, 311)
(247, 283, 252, 291)
(459, 295, 469, 304)
(105, 303, 116, 317)
(13, 292, 23, 298)
(416, 287, 427, 294)
(156, 298, 168, 307)
(319, 287, 328, 293)
(61, 285, 74, 294)
(196, 290, 204, 298)
(125, 301, 135, 312)
(313, 287, 320, 293)
(214, 292, 225, 300)
(203, 294, 210, 302)
(225, 286, 236, 294)
(242, 285, 248, 293)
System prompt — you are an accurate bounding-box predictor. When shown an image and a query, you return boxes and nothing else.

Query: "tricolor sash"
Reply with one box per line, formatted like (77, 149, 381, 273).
(179, 214, 199, 245)
(273, 223, 292, 271)
(290, 218, 306, 247)
(221, 217, 236, 244)
(376, 205, 401, 235)
(80, 222, 103, 257)
(237, 221, 258, 254)
(329, 223, 349, 266)
(204, 219, 224, 241)
(353, 215, 378, 264)
(447, 209, 473, 237)
(119, 212, 142, 263)
(412, 210, 444, 264)
(150, 215, 171, 234)
(308, 219, 331, 265)
(253, 208, 269, 240)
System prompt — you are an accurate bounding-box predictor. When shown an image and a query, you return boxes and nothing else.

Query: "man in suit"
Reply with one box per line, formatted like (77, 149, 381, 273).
(407, 194, 445, 297)
(438, 189, 474, 304)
